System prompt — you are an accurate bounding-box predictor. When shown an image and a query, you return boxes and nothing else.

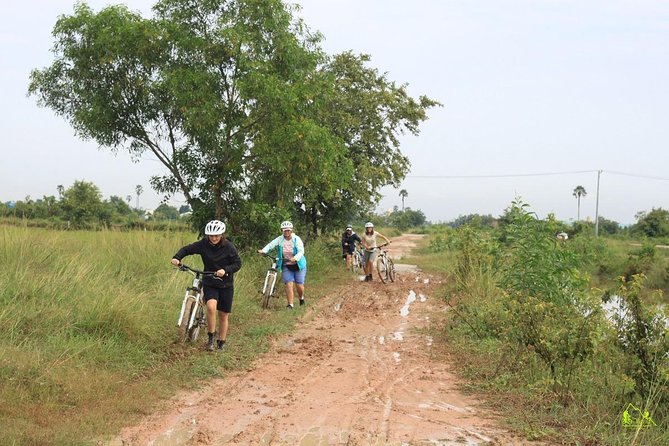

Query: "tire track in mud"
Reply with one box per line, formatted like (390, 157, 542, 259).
(109, 234, 539, 446)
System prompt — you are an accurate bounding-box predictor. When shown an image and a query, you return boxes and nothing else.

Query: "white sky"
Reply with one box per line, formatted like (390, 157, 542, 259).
(2, 0, 668, 224)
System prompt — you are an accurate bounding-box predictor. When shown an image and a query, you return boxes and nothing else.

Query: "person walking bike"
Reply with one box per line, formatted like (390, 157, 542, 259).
(258, 221, 307, 309)
(171, 220, 242, 351)
(341, 225, 362, 270)
(361, 222, 390, 282)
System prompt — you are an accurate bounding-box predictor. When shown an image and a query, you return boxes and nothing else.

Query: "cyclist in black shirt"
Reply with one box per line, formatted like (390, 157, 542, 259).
(171, 220, 242, 351)
(341, 225, 362, 270)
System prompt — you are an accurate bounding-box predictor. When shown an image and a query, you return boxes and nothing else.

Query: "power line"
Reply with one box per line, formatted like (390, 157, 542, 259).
(407, 169, 669, 182)
(407, 170, 598, 179)
(606, 171, 669, 182)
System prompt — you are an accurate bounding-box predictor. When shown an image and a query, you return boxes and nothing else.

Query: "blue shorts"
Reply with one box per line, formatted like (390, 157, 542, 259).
(202, 286, 234, 313)
(282, 266, 307, 284)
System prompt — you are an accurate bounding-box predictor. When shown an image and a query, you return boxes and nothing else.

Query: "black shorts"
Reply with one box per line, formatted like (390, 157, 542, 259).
(202, 286, 234, 313)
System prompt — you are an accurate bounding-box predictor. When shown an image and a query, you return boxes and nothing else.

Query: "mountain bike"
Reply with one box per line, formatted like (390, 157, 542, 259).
(375, 243, 396, 284)
(260, 254, 279, 309)
(175, 263, 217, 344)
(351, 246, 365, 274)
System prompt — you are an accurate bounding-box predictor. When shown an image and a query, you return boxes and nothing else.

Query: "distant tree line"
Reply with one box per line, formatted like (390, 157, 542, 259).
(443, 208, 669, 240)
(1, 180, 189, 230)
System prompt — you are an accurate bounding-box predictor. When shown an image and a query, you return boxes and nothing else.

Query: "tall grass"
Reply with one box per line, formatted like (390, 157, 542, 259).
(0, 225, 342, 445)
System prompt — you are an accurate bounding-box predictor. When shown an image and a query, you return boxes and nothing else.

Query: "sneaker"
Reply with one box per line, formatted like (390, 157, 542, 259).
(299, 298, 305, 306)
(286, 304, 294, 310)
(207, 332, 216, 351)
(368, 275, 373, 282)
(217, 340, 226, 350)
(364, 275, 369, 282)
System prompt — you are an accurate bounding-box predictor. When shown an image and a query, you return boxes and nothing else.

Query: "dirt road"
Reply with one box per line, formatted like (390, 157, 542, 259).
(110, 234, 529, 445)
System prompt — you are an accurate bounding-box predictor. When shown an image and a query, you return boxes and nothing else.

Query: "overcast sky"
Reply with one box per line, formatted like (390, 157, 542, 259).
(2, 0, 668, 225)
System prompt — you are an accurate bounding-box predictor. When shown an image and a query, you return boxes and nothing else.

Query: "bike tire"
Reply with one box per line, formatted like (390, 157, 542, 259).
(178, 296, 197, 344)
(376, 256, 388, 284)
(262, 273, 276, 309)
(388, 258, 396, 283)
(262, 287, 272, 309)
(352, 252, 362, 274)
(188, 304, 204, 342)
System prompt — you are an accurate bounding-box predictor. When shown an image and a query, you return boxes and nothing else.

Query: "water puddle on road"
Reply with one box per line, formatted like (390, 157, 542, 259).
(400, 290, 417, 317)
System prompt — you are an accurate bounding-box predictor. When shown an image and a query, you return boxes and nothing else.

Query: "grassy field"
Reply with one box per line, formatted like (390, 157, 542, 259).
(0, 225, 345, 445)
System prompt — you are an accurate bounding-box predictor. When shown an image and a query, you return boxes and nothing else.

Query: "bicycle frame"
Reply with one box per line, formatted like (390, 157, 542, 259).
(177, 274, 203, 328)
(176, 264, 216, 343)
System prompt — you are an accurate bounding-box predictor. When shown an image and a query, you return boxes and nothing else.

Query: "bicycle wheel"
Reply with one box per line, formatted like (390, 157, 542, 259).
(188, 303, 205, 342)
(376, 255, 388, 284)
(262, 272, 276, 309)
(387, 258, 396, 283)
(178, 295, 197, 344)
(352, 252, 362, 274)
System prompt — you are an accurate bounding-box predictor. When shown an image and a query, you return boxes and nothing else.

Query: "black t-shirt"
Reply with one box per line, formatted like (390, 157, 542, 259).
(341, 231, 362, 252)
(173, 238, 242, 288)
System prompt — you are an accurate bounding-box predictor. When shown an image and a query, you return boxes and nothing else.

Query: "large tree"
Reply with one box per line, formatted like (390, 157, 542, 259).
(29, 0, 437, 239)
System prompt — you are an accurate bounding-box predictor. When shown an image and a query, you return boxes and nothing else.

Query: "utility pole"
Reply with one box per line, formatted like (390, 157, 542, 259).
(595, 170, 602, 237)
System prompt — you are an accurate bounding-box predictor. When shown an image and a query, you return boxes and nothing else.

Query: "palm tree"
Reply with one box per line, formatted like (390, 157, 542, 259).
(135, 185, 144, 210)
(573, 185, 587, 221)
(399, 189, 408, 211)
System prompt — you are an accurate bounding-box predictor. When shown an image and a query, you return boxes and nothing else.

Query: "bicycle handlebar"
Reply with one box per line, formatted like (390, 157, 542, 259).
(177, 263, 218, 276)
(260, 253, 277, 262)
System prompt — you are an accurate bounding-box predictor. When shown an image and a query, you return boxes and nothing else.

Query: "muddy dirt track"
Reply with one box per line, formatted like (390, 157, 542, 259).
(110, 234, 535, 446)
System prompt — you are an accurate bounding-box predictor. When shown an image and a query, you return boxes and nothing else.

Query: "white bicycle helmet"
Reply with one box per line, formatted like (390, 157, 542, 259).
(204, 219, 226, 235)
(280, 220, 293, 230)
(364, 222, 374, 228)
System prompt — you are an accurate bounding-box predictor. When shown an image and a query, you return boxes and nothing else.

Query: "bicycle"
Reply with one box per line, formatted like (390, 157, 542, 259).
(350, 245, 365, 274)
(375, 242, 396, 284)
(260, 254, 279, 309)
(175, 263, 217, 344)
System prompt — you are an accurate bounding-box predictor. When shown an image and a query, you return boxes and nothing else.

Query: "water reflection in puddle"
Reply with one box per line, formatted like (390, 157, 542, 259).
(400, 290, 417, 317)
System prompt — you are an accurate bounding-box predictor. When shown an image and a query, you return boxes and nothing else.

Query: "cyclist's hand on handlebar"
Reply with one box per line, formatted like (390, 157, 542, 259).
(216, 269, 226, 277)
(170, 258, 180, 267)
(257, 249, 265, 255)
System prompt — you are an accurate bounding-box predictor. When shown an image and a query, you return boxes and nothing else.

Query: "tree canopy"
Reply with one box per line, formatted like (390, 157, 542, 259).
(29, 0, 438, 241)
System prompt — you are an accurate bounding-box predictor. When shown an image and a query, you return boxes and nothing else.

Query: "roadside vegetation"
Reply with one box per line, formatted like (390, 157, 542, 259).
(417, 200, 669, 445)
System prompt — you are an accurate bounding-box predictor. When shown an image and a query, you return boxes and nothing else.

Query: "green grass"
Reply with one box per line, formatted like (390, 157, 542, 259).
(0, 225, 343, 445)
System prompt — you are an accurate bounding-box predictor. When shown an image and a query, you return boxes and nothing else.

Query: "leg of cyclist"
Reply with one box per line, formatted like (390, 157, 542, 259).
(205, 294, 218, 350)
(216, 287, 233, 350)
(294, 267, 307, 306)
(284, 282, 295, 308)
(363, 249, 376, 281)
